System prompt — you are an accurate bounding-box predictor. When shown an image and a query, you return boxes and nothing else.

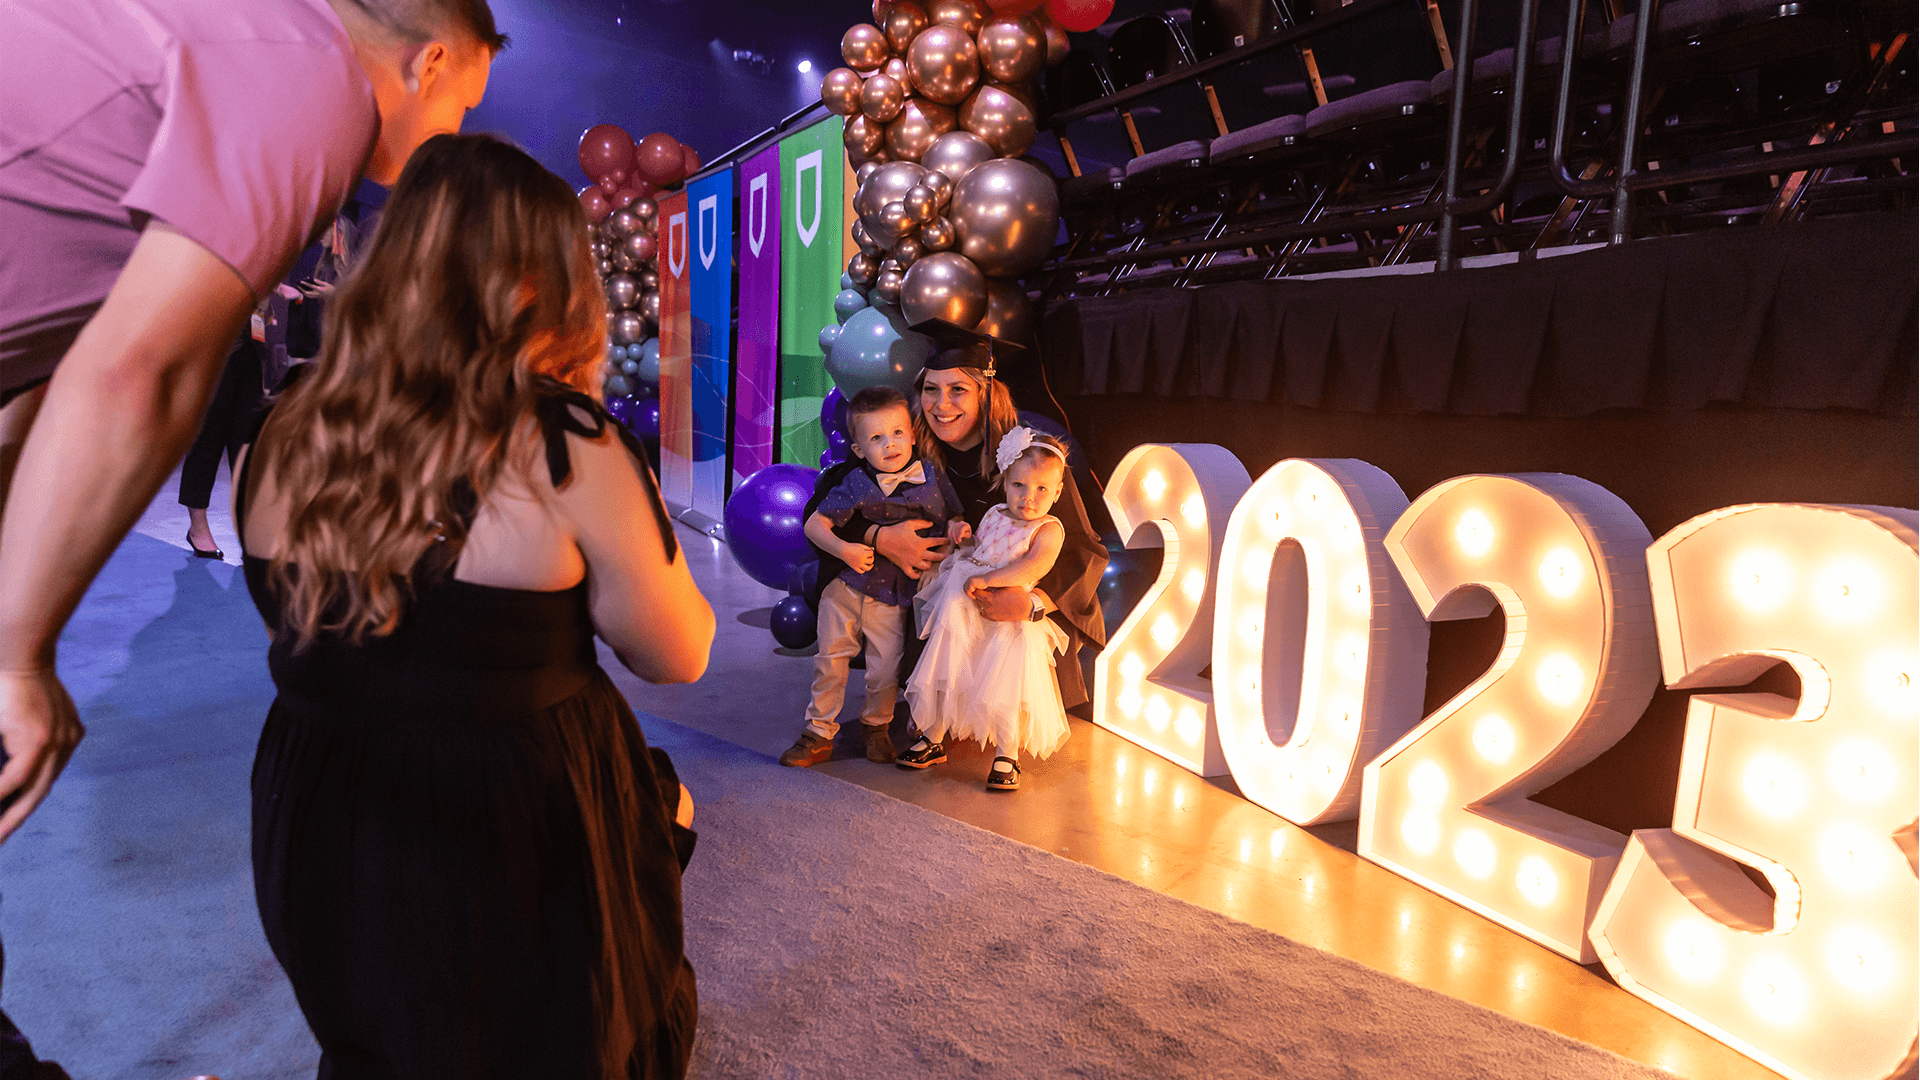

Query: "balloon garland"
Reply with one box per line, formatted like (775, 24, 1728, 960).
(577, 123, 699, 438)
(817, 0, 1095, 402)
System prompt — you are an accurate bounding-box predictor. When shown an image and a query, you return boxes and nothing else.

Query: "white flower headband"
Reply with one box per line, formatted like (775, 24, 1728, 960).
(995, 426, 1067, 473)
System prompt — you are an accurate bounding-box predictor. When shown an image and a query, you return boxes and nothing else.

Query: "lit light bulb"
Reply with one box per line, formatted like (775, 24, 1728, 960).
(1333, 633, 1366, 679)
(1742, 751, 1812, 819)
(1180, 494, 1206, 527)
(1812, 557, 1884, 622)
(1741, 956, 1811, 1024)
(1663, 918, 1727, 982)
(1453, 828, 1497, 879)
(1819, 822, 1892, 893)
(1339, 568, 1369, 612)
(1174, 706, 1203, 745)
(1472, 714, 1516, 764)
(1825, 925, 1899, 993)
(1865, 649, 1918, 717)
(1144, 695, 1172, 732)
(1728, 548, 1795, 613)
(1407, 760, 1449, 805)
(1533, 653, 1585, 707)
(1400, 812, 1440, 855)
(1536, 546, 1583, 598)
(796, 58, 813, 73)
(1238, 613, 1262, 645)
(1825, 738, 1896, 804)
(1119, 653, 1146, 682)
(1142, 469, 1168, 501)
(1454, 509, 1495, 557)
(1150, 614, 1177, 649)
(1242, 551, 1270, 587)
(1181, 568, 1205, 599)
(1294, 484, 1323, 514)
(1117, 687, 1143, 719)
(1263, 507, 1291, 538)
(1515, 855, 1558, 907)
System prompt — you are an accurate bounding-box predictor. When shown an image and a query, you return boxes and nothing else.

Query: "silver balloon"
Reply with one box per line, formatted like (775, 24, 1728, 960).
(641, 291, 660, 322)
(612, 248, 637, 271)
(920, 216, 955, 251)
(959, 83, 1037, 157)
(834, 288, 869, 324)
(919, 131, 997, 185)
(976, 15, 1046, 85)
(597, 258, 615, 276)
(611, 310, 646, 346)
(852, 219, 884, 255)
(825, 302, 935, 395)
(924, 170, 954, 209)
(640, 269, 659, 289)
(848, 251, 880, 284)
(607, 208, 640, 238)
(606, 273, 640, 311)
(873, 268, 904, 306)
(856, 160, 884, 186)
(978, 277, 1036, 344)
(903, 184, 937, 223)
(855, 161, 929, 236)
(591, 239, 610, 259)
(878, 200, 914, 242)
(821, 66, 865, 115)
(632, 198, 657, 225)
(622, 231, 657, 263)
(900, 251, 988, 328)
(861, 73, 908, 122)
(606, 373, 632, 397)
(949, 157, 1059, 276)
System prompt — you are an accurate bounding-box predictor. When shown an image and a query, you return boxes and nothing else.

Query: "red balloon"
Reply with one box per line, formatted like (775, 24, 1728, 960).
(1045, 0, 1110, 31)
(578, 185, 612, 223)
(986, 0, 1046, 12)
(578, 124, 635, 187)
(611, 174, 656, 209)
(634, 133, 686, 187)
(681, 143, 702, 178)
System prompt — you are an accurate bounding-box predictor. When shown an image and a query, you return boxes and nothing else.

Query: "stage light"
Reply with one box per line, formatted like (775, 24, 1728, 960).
(1212, 459, 1428, 826)
(1362, 473, 1659, 965)
(797, 59, 813, 73)
(1591, 503, 1918, 1080)
(1094, 444, 1252, 776)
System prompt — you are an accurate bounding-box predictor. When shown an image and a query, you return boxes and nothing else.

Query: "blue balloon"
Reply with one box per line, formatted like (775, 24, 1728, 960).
(841, 271, 856, 290)
(620, 358, 640, 375)
(788, 558, 820, 601)
(825, 302, 933, 396)
(627, 397, 660, 441)
(605, 373, 632, 397)
(820, 448, 836, 469)
(722, 464, 821, 591)
(834, 288, 868, 325)
(819, 323, 842, 354)
(770, 594, 819, 649)
(637, 338, 660, 384)
(820, 386, 849, 438)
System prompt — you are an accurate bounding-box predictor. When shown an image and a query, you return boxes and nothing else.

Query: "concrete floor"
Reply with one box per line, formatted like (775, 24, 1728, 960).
(125, 461, 1780, 1080)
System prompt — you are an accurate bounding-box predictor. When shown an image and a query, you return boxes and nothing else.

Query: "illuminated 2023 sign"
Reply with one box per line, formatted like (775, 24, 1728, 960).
(1092, 446, 1917, 1080)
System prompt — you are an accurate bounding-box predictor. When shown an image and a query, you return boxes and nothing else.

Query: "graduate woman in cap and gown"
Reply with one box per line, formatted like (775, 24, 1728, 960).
(803, 321, 1107, 773)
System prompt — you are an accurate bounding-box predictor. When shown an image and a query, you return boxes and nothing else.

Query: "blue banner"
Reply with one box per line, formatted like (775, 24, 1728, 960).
(687, 167, 734, 522)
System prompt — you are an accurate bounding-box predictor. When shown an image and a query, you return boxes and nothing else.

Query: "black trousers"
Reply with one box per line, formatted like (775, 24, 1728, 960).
(178, 337, 266, 510)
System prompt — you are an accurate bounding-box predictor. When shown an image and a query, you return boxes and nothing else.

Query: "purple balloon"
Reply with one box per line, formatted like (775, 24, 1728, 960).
(820, 386, 849, 438)
(722, 464, 823, 591)
(826, 429, 851, 463)
(627, 397, 661, 441)
(820, 449, 836, 468)
(769, 594, 819, 649)
(605, 394, 635, 426)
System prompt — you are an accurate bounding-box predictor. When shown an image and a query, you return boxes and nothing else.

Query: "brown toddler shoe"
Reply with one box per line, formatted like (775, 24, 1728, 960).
(779, 731, 833, 768)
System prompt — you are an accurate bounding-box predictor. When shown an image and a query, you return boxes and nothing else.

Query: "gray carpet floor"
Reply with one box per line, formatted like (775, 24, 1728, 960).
(0, 531, 1673, 1079)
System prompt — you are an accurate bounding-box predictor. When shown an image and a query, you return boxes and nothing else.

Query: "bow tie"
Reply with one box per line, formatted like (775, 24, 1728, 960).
(875, 460, 926, 496)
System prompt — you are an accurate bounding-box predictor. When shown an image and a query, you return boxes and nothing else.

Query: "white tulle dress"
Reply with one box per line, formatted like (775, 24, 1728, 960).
(905, 505, 1071, 759)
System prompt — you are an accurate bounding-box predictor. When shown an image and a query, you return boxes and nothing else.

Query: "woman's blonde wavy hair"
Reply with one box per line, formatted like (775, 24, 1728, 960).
(911, 365, 1019, 478)
(251, 133, 604, 650)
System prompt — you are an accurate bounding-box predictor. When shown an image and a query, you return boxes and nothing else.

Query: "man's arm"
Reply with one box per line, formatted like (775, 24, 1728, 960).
(0, 223, 254, 840)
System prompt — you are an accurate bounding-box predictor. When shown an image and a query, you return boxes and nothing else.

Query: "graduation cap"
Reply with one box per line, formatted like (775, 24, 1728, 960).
(909, 318, 1027, 379)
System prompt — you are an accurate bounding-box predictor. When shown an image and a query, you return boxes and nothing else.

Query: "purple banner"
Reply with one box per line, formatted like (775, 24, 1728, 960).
(732, 143, 781, 490)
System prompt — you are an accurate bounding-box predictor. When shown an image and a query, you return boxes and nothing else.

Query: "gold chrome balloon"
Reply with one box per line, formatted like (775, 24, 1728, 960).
(882, 57, 912, 85)
(640, 269, 659, 289)
(923, 170, 954, 209)
(852, 219, 884, 255)
(920, 216, 956, 250)
(640, 291, 660, 322)
(845, 114, 886, 158)
(893, 235, 927, 267)
(856, 160, 884, 186)
(861, 73, 908, 122)
(854, 160, 930, 234)
(605, 272, 640, 312)
(878, 200, 914, 241)
(976, 15, 1046, 85)
(842, 24, 890, 71)
(903, 184, 937, 223)
(848, 251, 881, 284)
(919, 130, 997, 185)
(883, 2, 930, 53)
(958, 83, 1037, 157)
(926, 0, 988, 35)
(622, 231, 656, 263)
(611, 310, 646, 345)
(631, 197, 657, 224)
(907, 24, 980, 106)
(821, 67, 865, 115)
(978, 277, 1036, 343)
(606, 208, 640, 238)
(1045, 25, 1070, 66)
(948, 156, 1059, 276)
(900, 252, 988, 328)
(884, 98, 957, 161)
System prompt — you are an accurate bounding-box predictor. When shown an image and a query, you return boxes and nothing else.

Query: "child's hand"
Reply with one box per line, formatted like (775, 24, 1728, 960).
(842, 544, 876, 574)
(964, 575, 990, 599)
(948, 520, 973, 545)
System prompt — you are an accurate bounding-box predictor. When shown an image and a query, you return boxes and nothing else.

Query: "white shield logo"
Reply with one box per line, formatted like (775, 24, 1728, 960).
(698, 194, 719, 271)
(747, 173, 769, 258)
(666, 211, 688, 279)
(793, 149, 822, 249)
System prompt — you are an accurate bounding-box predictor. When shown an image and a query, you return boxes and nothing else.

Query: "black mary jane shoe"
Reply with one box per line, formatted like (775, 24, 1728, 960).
(186, 531, 223, 560)
(986, 756, 1021, 791)
(896, 736, 947, 769)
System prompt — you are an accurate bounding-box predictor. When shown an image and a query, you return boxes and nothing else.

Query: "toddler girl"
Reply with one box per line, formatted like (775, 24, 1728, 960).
(904, 427, 1073, 790)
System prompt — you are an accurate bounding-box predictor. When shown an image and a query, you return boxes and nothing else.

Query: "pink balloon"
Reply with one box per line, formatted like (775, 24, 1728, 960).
(578, 124, 635, 187)
(1045, 0, 1110, 31)
(578, 185, 612, 223)
(634, 133, 686, 187)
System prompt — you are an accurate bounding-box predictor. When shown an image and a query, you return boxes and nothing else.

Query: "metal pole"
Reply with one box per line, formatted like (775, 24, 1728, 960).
(1435, 0, 1479, 271)
(1610, 0, 1660, 244)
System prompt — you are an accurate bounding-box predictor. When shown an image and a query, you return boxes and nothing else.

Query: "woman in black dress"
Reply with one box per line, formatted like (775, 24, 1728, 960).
(235, 134, 712, 1079)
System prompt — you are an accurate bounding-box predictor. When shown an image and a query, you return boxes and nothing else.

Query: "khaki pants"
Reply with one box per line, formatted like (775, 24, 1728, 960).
(805, 577, 907, 738)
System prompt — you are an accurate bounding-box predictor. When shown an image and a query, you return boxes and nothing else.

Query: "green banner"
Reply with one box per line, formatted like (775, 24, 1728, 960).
(777, 116, 844, 467)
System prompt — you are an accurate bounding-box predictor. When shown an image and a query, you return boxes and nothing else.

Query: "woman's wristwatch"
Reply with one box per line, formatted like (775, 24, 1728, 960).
(1028, 592, 1047, 621)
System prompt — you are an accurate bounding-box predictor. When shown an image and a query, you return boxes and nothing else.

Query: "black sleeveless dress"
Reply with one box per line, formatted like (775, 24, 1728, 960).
(239, 392, 698, 1079)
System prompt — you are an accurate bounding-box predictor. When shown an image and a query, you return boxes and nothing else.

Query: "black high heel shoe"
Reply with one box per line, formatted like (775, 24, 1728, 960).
(186, 531, 223, 560)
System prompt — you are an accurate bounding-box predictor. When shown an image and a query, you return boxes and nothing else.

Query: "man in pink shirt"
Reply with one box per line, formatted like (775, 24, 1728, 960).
(0, 0, 503, 1070)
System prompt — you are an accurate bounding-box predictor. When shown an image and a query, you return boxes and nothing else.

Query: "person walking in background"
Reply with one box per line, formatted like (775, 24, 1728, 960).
(237, 133, 710, 1078)
(0, 0, 504, 1071)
